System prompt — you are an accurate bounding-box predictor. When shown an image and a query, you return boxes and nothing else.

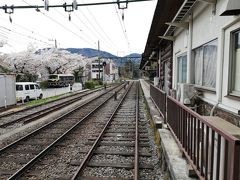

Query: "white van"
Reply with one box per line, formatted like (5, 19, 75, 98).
(16, 82, 43, 102)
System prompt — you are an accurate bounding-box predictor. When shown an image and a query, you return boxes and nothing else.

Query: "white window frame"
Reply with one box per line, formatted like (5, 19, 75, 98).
(176, 53, 187, 84)
(229, 29, 240, 96)
(193, 39, 218, 91)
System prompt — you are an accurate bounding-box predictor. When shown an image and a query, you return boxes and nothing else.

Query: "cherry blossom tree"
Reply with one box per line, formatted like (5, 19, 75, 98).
(0, 47, 90, 82)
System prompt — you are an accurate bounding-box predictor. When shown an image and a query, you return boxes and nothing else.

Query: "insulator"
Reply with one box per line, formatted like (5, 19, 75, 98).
(122, 10, 124, 21)
(9, 15, 12, 23)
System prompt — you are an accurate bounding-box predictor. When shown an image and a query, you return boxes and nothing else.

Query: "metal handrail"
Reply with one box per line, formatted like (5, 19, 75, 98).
(150, 84, 166, 121)
(167, 96, 239, 142)
(167, 95, 240, 180)
(149, 84, 240, 179)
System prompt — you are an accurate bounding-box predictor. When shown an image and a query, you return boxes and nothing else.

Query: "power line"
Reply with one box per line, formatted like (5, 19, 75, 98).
(1, 0, 151, 52)
(21, 0, 96, 48)
(80, 0, 119, 51)
(53, 8, 97, 45)
(40, 11, 95, 47)
(0, 25, 52, 46)
(0, 16, 50, 43)
(113, 3, 131, 53)
(71, 1, 119, 52)
(53, 0, 120, 52)
(73, 8, 111, 49)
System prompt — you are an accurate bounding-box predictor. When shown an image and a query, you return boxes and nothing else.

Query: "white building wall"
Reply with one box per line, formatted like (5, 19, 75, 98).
(91, 61, 103, 80)
(172, 0, 240, 114)
(173, 29, 188, 89)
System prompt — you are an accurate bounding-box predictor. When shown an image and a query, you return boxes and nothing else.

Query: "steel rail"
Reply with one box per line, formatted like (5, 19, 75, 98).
(134, 82, 139, 180)
(0, 84, 122, 153)
(0, 88, 106, 128)
(0, 89, 86, 118)
(71, 82, 134, 180)
(7, 84, 125, 180)
(0, 87, 105, 119)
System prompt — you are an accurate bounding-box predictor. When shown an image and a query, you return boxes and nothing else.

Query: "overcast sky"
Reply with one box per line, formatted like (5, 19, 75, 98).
(0, 0, 157, 56)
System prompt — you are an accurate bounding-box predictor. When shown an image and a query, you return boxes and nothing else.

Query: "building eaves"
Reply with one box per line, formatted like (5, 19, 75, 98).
(140, 0, 198, 69)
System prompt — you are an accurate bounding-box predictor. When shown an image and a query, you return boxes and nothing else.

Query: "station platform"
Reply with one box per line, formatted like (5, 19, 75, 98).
(140, 79, 196, 180)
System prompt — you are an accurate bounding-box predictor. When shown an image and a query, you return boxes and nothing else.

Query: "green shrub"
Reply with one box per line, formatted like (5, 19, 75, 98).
(40, 80, 48, 89)
(98, 80, 103, 85)
(85, 80, 103, 89)
(85, 81, 95, 89)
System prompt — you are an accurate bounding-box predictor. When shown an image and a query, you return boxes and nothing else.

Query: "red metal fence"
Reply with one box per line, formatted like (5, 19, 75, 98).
(150, 85, 240, 180)
(150, 84, 166, 121)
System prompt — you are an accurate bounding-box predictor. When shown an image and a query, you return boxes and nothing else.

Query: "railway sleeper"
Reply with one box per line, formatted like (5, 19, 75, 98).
(87, 161, 154, 170)
(85, 141, 150, 147)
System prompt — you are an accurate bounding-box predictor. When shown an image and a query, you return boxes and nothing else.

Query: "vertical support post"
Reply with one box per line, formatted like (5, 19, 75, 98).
(187, 13, 193, 83)
(98, 40, 100, 81)
(55, 39, 57, 49)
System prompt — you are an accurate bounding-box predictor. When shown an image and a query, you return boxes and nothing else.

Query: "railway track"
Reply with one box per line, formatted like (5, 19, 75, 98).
(0, 84, 126, 179)
(0, 85, 116, 130)
(0, 81, 161, 179)
(72, 82, 155, 179)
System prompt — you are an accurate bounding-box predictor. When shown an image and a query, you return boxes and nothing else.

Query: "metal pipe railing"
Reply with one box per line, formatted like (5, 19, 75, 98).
(166, 96, 240, 180)
(150, 84, 166, 121)
(149, 84, 240, 179)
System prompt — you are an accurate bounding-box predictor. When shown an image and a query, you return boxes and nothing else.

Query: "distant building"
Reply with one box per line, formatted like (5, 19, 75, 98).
(90, 59, 118, 82)
(90, 59, 103, 80)
(104, 59, 119, 83)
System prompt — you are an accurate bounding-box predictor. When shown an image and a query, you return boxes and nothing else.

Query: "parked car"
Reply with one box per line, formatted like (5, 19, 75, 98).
(16, 82, 43, 102)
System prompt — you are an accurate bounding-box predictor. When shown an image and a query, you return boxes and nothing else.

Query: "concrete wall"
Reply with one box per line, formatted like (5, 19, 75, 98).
(172, 0, 240, 121)
(0, 74, 16, 108)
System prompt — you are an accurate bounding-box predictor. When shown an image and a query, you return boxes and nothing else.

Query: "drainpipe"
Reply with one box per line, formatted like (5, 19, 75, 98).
(218, 29, 225, 104)
(210, 29, 225, 116)
(158, 49, 161, 87)
(187, 12, 193, 84)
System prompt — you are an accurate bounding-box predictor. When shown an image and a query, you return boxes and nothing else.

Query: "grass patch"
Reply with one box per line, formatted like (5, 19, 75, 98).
(94, 85, 103, 89)
(25, 95, 62, 107)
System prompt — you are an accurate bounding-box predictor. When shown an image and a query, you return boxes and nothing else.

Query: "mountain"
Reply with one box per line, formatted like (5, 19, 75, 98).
(36, 48, 141, 66)
(65, 48, 141, 65)
(65, 48, 117, 58)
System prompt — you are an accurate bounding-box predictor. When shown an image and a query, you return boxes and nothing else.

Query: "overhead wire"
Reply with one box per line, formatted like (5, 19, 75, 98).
(74, 10, 115, 51)
(22, 0, 96, 48)
(61, 0, 120, 53)
(0, 4, 58, 50)
(0, 16, 51, 43)
(53, 8, 97, 45)
(1, 0, 144, 55)
(0, 32, 8, 40)
(80, 0, 120, 51)
(113, 1, 131, 54)
(0, 27, 33, 51)
(0, 25, 52, 46)
(73, 8, 111, 50)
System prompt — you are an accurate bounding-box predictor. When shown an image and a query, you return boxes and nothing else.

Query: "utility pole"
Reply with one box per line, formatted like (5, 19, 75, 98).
(98, 40, 100, 81)
(55, 39, 57, 48)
